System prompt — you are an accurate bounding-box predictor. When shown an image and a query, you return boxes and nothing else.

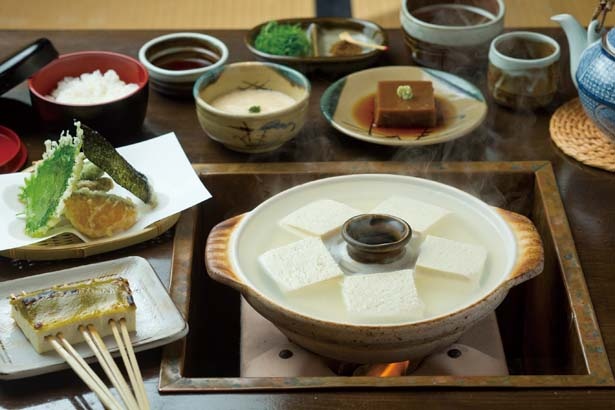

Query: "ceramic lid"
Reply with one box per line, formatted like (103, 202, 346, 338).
(604, 29, 615, 58)
(0, 38, 58, 96)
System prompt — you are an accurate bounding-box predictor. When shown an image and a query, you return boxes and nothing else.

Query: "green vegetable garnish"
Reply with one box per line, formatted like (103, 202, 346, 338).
(20, 131, 84, 237)
(396, 85, 414, 100)
(254, 21, 310, 57)
(249, 105, 261, 113)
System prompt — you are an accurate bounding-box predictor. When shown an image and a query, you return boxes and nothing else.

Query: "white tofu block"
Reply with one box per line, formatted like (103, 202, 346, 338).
(415, 235, 487, 287)
(280, 199, 362, 238)
(259, 237, 344, 292)
(342, 269, 425, 319)
(370, 196, 450, 234)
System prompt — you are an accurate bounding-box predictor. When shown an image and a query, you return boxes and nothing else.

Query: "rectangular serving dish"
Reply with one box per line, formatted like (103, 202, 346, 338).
(0, 256, 188, 380)
(159, 161, 614, 391)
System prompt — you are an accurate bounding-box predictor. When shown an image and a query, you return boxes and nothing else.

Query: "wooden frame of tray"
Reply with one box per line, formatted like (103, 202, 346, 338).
(158, 162, 614, 392)
(0, 213, 180, 260)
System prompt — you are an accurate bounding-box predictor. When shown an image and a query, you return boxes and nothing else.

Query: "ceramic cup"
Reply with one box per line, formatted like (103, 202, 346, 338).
(400, 0, 505, 71)
(488, 31, 561, 110)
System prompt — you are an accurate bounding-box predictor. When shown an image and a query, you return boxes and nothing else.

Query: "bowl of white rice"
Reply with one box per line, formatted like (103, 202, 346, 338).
(28, 51, 149, 144)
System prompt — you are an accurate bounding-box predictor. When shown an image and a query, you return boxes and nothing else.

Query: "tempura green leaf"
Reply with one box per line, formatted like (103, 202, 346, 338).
(20, 134, 84, 237)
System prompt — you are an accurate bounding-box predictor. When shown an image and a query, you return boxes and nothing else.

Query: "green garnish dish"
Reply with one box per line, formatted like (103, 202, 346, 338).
(20, 132, 84, 237)
(254, 21, 311, 57)
(249, 105, 261, 113)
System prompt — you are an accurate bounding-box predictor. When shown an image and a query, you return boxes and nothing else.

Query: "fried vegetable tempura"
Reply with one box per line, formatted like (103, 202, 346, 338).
(79, 160, 104, 181)
(81, 124, 156, 205)
(76, 177, 114, 192)
(20, 131, 84, 237)
(64, 189, 137, 238)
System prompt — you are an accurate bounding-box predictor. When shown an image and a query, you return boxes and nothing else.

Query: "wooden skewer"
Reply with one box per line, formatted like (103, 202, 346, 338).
(339, 31, 388, 51)
(56, 333, 123, 410)
(87, 325, 141, 410)
(109, 320, 139, 403)
(47, 335, 123, 410)
(110, 319, 149, 410)
(119, 319, 149, 410)
(81, 325, 140, 410)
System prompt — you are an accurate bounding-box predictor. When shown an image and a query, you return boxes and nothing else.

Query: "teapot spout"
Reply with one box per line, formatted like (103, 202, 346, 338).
(552, 14, 601, 87)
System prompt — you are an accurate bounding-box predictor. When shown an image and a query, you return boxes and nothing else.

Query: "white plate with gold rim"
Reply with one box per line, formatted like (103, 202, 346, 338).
(0, 256, 187, 379)
(320, 66, 487, 146)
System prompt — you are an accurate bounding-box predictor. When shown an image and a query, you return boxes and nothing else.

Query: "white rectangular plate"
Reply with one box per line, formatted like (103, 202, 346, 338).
(0, 256, 188, 379)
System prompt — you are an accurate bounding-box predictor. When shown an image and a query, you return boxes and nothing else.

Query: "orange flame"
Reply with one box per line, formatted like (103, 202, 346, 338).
(360, 361, 410, 377)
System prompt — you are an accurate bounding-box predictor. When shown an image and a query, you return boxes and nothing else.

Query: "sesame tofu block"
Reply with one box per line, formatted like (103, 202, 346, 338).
(415, 235, 487, 288)
(374, 81, 437, 128)
(259, 237, 344, 293)
(280, 199, 362, 238)
(370, 196, 450, 235)
(342, 269, 425, 320)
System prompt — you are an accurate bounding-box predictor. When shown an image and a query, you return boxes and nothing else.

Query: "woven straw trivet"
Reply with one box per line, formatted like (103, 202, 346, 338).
(550, 98, 615, 172)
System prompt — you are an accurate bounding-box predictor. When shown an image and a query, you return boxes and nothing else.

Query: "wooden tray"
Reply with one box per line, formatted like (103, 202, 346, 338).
(159, 161, 614, 391)
(0, 213, 180, 260)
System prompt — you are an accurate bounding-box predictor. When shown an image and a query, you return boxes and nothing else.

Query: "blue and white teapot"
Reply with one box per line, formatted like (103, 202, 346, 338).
(553, 13, 615, 141)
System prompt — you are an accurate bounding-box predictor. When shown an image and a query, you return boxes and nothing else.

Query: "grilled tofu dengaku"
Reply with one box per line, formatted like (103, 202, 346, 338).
(9, 277, 136, 353)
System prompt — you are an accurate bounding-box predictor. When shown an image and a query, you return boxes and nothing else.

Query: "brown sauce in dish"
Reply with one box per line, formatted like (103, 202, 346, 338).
(155, 58, 213, 70)
(352, 93, 454, 139)
(152, 51, 219, 71)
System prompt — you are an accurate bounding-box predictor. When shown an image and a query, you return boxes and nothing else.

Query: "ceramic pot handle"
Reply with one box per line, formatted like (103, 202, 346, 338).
(205, 213, 246, 292)
(494, 208, 544, 288)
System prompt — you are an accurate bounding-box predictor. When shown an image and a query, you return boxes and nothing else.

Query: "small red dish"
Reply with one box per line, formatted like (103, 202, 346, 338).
(0, 125, 22, 171)
(2, 140, 28, 173)
(0, 125, 28, 174)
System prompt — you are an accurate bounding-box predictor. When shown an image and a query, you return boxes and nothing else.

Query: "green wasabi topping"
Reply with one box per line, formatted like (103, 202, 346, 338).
(396, 85, 414, 100)
(249, 105, 261, 113)
(254, 21, 310, 57)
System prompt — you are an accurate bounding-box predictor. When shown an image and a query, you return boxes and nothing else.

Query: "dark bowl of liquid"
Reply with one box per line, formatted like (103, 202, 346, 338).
(138, 32, 229, 98)
(342, 214, 412, 264)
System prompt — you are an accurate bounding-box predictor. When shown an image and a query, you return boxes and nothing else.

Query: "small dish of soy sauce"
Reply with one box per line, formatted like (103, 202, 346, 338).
(138, 32, 228, 98)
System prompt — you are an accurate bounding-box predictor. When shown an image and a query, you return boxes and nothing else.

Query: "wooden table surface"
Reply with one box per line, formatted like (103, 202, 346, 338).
(1, 29, 615, 409)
